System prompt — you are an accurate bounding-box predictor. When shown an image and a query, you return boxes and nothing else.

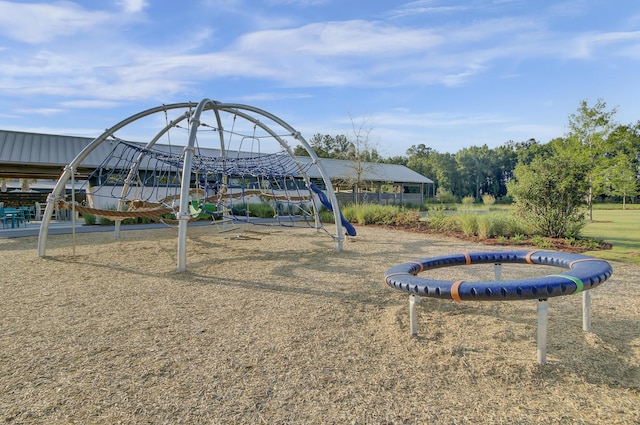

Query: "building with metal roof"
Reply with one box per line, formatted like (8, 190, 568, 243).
(0, 129, 433, 205)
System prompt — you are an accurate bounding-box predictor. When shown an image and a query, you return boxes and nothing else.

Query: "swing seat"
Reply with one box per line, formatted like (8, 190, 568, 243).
(189, 200, 221, 219)
(189, 203, 202, 218)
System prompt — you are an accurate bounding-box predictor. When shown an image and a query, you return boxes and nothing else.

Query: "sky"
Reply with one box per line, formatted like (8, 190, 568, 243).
(0, 0, 639, 158)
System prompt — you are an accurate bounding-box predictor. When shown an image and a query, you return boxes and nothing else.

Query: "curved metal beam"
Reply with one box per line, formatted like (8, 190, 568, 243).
(38, 99, 347, 274)
(38, 102, 197, 256)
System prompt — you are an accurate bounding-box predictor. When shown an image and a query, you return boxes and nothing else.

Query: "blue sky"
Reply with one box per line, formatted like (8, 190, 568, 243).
(1, 0, 639, 157)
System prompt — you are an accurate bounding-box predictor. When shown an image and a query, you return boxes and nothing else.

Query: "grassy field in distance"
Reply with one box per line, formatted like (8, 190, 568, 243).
(583, 207, 640, 264)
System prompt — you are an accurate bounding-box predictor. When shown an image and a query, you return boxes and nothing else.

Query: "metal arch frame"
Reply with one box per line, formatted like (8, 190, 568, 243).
(37, 99, 346, 273)
(38, 102, 197, 257)
(175, 99, 345, 271)
(210, 103, 326, 231)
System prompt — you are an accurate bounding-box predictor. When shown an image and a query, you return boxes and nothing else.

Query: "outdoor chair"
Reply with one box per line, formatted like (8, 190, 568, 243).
(0, 207, 8, 229)
(19, 206, 34, 222)
(0, 207, 26, 228)
(35, 202, 58, 221)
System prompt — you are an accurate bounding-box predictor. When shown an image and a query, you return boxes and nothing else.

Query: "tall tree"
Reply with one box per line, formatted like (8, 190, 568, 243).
(406, 144, 436, 185)
(343, 117, 378, 204)
(293, 134, 352, 159)
(604, 123, 640, 206)
(381, 155, 408, 166)
(567, 98, 617, 220)
(512, 138, 551, 165)
(455, 145, 492, 200)
(404, 145, 457, 197)
(489, 144, 518, 198)
(607, 152, 638, 208)
(431, 153, 458, 195)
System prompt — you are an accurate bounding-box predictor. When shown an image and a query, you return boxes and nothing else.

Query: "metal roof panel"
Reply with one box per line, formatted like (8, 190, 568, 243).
(1, 130, 433, 184)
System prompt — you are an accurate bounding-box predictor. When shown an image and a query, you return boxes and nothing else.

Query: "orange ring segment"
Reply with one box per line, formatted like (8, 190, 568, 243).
(412, 262, 425, 274)
(525, 251, 537, 265)
(451, 280, 464, 301)
(464, 253, 471, 265)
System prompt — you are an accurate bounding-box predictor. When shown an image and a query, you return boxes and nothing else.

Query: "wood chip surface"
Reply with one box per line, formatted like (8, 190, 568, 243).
(1, 225, 638, 424)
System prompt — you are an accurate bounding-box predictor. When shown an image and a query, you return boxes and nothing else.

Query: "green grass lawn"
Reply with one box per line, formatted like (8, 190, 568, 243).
(582, 208, 640, 264)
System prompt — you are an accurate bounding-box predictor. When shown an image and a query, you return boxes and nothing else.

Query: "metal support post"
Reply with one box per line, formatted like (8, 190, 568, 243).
(494, 263, 502, 280)
(409, 294, 421, 336)
(537, 298, 549, 365)
(582, 291, 592, 332)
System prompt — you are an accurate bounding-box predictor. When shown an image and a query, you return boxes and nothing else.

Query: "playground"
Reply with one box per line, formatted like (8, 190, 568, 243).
(1, 224, 638, 424)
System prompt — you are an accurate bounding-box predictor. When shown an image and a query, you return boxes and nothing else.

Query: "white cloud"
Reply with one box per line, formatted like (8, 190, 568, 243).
(14, 107, 64, 116)
(570, 30, 640, 59)
(369, 110, 510, 129)
(267, 0, 329, 5)
(1, 4, 638, 107)
(235, 20, 442, 57)
(240, 92, 313, 102)
(117, 0, 147, 13)
(388, 3, 469, 19)
(0, 1, 110, 44)
(60, 100, 122, 108)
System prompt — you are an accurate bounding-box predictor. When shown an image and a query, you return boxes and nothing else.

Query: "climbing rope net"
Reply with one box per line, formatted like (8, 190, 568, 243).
(38, 99, 348, 271)
(62, 138, 318, 228)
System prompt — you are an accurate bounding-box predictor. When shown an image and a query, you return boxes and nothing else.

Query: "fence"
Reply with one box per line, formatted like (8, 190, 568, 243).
(335, 192, 424, 206)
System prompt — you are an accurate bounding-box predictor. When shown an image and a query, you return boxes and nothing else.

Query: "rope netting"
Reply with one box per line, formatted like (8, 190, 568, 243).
(59, 139, 319, 228)
(38, 100, 349, 270)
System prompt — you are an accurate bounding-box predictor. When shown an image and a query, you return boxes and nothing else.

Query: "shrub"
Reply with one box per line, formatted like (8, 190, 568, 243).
(230, 202, 247, 216)
(476, 211, 517, 238)
(340, 203, 425, 227)
(426, 210, 458, 232)
(458, 212, 478, 236)
(341, 204, 357, 222)
(563, 217, 587, 239)
(570, 237, 602, 250)
(531, 235, 553, 249)
(248, 202, 275, 218)
(495, 196, 512, 205)
(319, 209, 335, 223)
(342, 204, 400, 225)
(461, 196, 475, 207)
(507, 152, 588, 238)
(425, 203, 457, 212)
(82, 213, 96, 225)
(476, 214, 491, 239)
(482, 194, 496, 206)
(506, 213, 532, 236)
(393, 209, 421, 226)
(435, 187, 456, 204)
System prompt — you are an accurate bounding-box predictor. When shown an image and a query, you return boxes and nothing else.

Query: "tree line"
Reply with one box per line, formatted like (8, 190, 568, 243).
(297, 99, 640, 209)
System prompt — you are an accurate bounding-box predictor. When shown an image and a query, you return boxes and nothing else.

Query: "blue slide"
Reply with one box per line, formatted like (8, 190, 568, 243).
(309, 184, 356, 236)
